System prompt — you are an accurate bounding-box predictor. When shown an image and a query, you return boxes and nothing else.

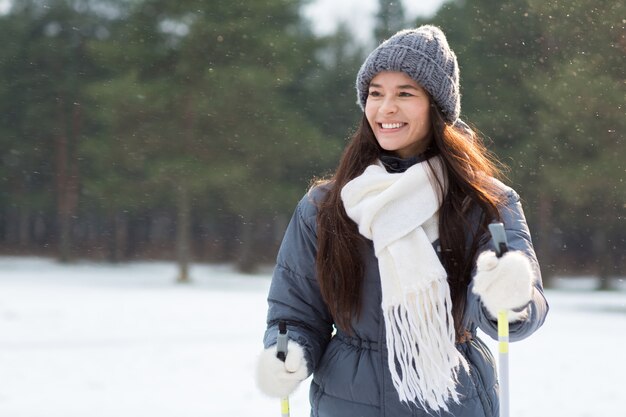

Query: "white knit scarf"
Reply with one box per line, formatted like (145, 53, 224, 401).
(340, 157, 468, 412)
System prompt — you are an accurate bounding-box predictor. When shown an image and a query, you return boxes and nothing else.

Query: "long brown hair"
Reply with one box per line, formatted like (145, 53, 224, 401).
(315, 104, 506, 338)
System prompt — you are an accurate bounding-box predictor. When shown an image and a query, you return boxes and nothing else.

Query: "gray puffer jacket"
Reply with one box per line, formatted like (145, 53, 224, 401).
(263, 177, 548, 417)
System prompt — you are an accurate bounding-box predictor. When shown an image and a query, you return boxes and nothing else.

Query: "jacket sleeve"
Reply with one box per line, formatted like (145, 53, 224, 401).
(262, 189, 334, 375)
(465, 186, 549, 342)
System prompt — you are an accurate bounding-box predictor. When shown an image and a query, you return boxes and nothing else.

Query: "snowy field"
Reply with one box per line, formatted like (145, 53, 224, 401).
(0, 256, 625, 417)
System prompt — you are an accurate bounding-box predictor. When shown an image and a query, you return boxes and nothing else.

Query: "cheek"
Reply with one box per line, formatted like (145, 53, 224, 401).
(365, 105, 378, 127)
(414, 103, 431, 126)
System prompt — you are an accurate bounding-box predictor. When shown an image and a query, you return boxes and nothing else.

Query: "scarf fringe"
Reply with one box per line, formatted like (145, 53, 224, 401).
(383, 279, 468, 412)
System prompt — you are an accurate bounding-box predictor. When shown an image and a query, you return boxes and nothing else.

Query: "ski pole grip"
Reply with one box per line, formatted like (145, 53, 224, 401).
(488, 222, 509, 258)
(276, 321, 288, 362)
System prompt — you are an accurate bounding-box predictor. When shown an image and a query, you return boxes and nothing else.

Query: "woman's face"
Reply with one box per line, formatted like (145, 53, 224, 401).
(365, 71, 432, 158)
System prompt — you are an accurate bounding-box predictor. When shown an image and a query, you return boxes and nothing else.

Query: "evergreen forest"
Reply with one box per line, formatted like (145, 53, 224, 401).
(0, 0, 623, 286)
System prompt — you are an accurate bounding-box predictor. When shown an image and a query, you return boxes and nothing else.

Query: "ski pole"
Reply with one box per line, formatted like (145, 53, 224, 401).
(488, 222, 510, 417)
(276, 321, 290, 417)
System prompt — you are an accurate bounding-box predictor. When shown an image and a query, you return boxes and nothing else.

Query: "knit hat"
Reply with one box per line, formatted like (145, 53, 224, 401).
(356, 26, 460, 124)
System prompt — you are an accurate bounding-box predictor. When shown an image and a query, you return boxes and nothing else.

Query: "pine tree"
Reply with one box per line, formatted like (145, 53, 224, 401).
(87, 0, 336, 276)
(0, 0, 108, 261)
(418, 0, 626, 280)
(526, 0, 625, 283)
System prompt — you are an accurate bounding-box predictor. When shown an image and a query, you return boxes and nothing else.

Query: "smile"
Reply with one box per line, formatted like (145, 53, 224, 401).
(379, 122, 406, 130)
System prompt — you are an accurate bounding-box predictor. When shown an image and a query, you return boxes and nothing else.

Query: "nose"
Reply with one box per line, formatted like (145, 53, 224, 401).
(379, 96, 398, 114)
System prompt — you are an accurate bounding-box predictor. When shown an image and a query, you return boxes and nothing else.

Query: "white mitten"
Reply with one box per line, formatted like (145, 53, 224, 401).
(256, 340, 308, 397)
(472, 250, 535, 321)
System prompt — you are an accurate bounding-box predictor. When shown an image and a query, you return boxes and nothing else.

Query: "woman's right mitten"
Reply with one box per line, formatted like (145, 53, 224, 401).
(256, 340, 308, 397)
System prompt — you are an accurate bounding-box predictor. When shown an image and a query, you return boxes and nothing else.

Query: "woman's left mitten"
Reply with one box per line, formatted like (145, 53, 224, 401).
(472, 250, 535, 321)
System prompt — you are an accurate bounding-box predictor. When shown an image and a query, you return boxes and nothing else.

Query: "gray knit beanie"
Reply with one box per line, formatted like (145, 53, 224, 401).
(356, 26, 460, 124)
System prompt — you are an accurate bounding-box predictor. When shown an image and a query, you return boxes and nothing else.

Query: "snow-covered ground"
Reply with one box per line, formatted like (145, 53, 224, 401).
(0, 256, 624, 417)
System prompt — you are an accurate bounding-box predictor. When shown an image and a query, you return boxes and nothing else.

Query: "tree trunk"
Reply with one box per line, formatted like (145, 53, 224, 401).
(56, 97, 81, 262)
(593, 228, 612, 291)
(5, 206, 19, 246)
(115, 211, 128, 261)
(536, 191, 555, 288)
(18, 209, 30, 248)
(56, 97, 72, 262)
(236, 213, 258, 273)
(107, 210, 128, 263)
(175, 90, 198, 282)
(176, 184, 192, 283)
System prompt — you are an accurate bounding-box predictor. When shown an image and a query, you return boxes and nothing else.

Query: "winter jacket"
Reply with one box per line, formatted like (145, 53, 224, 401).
(263, 168, 549, 417)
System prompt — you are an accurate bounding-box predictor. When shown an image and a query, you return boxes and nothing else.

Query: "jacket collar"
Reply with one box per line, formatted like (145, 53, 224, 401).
(379, 147, 439, 173)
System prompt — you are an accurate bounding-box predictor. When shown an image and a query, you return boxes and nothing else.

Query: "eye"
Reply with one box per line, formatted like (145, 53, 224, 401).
(368, 90, 382, 97)
(399, 91, 414, 97)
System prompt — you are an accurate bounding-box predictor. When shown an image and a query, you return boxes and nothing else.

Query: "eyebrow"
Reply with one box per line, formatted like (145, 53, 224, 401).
(369, 83, 421, 90)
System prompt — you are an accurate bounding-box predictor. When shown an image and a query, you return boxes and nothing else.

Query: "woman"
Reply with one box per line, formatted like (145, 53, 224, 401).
(256, 26, 548, 417)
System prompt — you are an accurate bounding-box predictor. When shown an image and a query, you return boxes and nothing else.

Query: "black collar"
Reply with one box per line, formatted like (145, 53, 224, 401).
(379, 148, 439, 173)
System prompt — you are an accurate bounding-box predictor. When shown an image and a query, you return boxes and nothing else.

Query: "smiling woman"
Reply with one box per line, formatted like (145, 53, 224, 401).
(256, 25, 548, 417)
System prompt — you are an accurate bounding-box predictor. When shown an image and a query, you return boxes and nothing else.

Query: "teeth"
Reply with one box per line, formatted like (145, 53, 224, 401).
(381, 123, 404, 129)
